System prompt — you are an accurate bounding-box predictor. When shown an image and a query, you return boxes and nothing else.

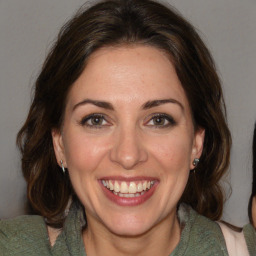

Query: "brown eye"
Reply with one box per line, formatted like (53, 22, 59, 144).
(80, 114, 108, 127)
(152, 116, 166, 126)
(90, 116, 104, 125)
(146, 114, 176, 128)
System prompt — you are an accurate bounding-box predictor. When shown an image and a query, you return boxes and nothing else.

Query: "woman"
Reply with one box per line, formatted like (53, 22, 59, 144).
(242, 122, 256, 255)
(249, 123, 256, 228)
(0, 0, 254, 255)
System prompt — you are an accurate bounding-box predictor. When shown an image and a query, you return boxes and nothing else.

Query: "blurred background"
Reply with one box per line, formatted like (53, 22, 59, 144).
(0, 0, 255, 226)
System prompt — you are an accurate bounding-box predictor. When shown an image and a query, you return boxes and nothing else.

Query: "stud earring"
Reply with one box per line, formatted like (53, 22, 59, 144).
(60, 160, 65, 174)
(193, 158, 200, 167)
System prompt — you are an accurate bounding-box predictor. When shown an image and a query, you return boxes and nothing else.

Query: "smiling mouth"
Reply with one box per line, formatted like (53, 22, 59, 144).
(101, 180, 156, 198)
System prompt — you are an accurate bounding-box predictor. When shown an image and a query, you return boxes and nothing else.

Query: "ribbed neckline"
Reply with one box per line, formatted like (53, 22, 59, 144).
(50, 203, 198, 255)
(50, 202, 228, 256)
(169, 204, 194, 255)
(51, 201, 86, 255)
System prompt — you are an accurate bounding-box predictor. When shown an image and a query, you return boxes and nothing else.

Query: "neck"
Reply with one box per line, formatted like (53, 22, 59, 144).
(83, 212, 180, 256)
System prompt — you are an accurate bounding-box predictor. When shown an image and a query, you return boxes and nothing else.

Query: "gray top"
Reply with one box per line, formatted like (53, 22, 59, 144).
(0, 202, 255, 255)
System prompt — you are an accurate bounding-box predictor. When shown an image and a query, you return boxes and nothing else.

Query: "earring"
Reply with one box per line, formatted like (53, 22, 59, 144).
(60, 160, 65, 174)
(193, 158, 200, 167)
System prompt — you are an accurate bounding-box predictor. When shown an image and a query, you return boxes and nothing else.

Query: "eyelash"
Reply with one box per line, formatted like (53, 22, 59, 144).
(79, 113, 176, 129)
(79, 114, 109, 128)
(146, 113, 176, 128)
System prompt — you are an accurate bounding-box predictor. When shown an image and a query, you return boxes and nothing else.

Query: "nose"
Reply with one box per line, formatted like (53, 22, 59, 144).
(109, 126, 148, 170)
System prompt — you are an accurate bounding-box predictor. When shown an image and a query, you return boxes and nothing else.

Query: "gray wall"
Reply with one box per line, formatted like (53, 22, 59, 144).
(0, 0, 255, 226)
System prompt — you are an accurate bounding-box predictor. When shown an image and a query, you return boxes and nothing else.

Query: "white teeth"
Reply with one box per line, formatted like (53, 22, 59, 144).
(120, 182, 129, 193)
(102, 179, 155, 197)
(109, 180, 114, 190)
(142, 181, 147, 190)
(137, 182, 143, 192)
(128, 182, 137, 193)
(114, 181, 120, 193)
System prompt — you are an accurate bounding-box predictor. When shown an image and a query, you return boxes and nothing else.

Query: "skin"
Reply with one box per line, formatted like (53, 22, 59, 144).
(52, 45, 205, 256)
(252, 196, 256, 228)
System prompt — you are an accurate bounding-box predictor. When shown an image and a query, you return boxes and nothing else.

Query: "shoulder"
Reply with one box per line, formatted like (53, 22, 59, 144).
(180, 204, 225, 240)
(0, 215, 46, 234)
(190, 210, 226, 245)
(218, 222, 252, 256)
(0, 215, 51, 255)
(243, 223, 256, 255)
(177, 204, 228, 256)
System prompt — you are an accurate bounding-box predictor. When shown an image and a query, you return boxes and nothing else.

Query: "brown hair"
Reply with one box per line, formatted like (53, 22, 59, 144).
(17, 0, 231, 227)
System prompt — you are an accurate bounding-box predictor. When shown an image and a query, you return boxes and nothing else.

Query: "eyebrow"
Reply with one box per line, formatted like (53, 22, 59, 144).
(142, 99, 184, 111)
(72, 99, 114, 111)
(72, 98, 183, 111)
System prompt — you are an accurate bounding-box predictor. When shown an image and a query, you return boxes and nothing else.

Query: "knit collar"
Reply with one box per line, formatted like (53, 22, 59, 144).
(51, 201, 86, 255)
(51, 202, 199, 256)
(169, 204, 195, 255)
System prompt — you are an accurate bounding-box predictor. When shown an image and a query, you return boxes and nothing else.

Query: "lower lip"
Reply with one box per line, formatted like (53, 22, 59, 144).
(99, 181, 158, 206)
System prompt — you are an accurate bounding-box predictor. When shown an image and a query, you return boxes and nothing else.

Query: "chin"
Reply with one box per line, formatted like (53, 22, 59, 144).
(108, 224, 151, 237)
(101, 214, 154, 237)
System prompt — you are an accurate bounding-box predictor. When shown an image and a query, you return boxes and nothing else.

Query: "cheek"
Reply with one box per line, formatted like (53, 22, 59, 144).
(146, 132, 192, 209)
(147, 132, 193, 171)
(63, 132, 110, 173)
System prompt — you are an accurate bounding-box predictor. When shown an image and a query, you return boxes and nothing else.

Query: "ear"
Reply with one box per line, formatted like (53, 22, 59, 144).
(190, 127, 205, 170)
(52, 128, 66, 167)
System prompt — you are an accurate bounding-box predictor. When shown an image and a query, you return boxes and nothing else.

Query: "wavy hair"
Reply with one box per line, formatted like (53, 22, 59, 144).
(17, 0, 231, 227)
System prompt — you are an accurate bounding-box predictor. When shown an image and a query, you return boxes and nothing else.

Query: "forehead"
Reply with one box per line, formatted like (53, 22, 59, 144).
(67, 45, 189, 109)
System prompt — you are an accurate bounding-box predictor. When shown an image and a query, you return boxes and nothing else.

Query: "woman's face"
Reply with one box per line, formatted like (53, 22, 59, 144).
(52, 46, 204, 236)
